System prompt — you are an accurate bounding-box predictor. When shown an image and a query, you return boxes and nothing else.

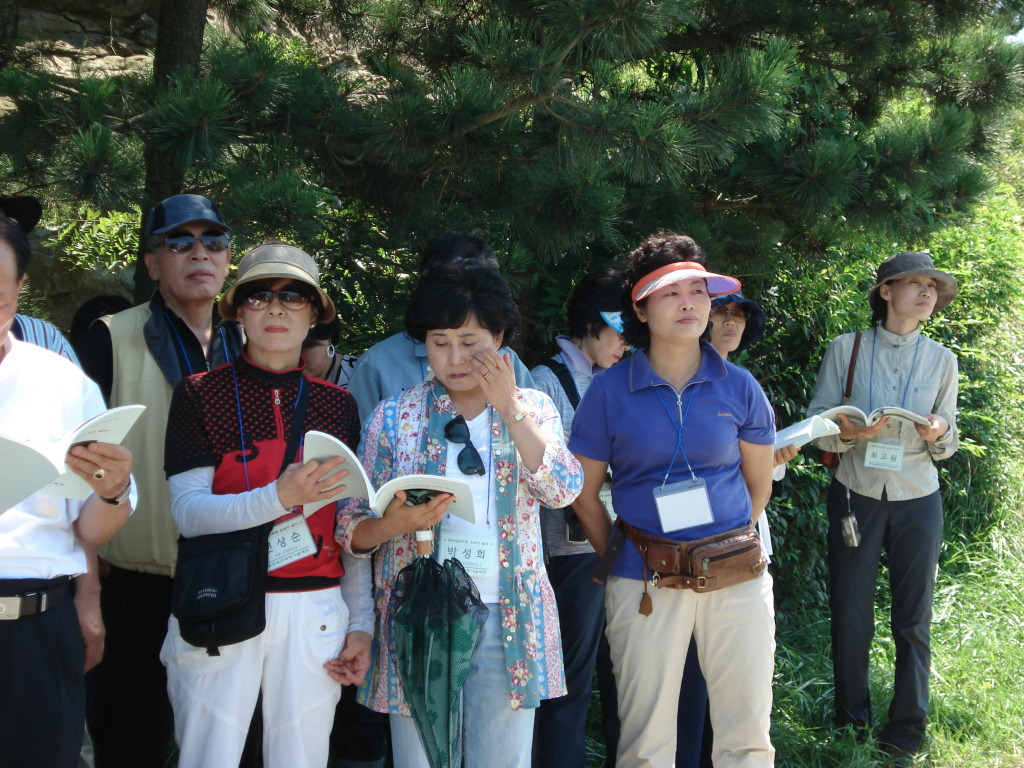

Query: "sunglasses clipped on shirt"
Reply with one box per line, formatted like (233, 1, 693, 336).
(239, 287, 314, 312)
(444, 415, 486, 476)
(161, 231, 231, 255)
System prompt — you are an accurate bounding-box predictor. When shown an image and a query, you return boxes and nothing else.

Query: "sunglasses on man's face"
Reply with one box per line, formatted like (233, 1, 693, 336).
(444, 415, 486, 476)
(161, 231, 231, 254)
(239, 287, 313, 312)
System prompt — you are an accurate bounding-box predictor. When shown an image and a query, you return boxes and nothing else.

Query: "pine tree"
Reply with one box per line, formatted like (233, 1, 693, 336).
(1, 0, 1022, 351)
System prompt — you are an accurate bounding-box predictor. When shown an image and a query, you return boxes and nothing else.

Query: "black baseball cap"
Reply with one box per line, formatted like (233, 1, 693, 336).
(144, 194, 231, 240)
(0, 195, 43, 233)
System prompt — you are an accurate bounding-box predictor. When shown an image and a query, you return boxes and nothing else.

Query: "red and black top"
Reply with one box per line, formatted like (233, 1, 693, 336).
(165, 353, 360, 581)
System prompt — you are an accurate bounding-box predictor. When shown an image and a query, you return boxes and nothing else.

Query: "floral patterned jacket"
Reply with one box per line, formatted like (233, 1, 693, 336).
(335, 379, 582, 715)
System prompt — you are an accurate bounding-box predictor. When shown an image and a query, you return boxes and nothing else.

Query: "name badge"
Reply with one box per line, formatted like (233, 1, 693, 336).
(438, 530, 498, 579)
(864, 441, 905, 471)
(268, 514, 317, 571)
(599, 481, 617, 521)
(653, 478, 713, 533)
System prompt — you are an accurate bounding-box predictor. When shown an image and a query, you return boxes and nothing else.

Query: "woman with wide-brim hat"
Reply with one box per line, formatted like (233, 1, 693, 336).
(160, 242, 374, 768)
(806, 251, 959, 764)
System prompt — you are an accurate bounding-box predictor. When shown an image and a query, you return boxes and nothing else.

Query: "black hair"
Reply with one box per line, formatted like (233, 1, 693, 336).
(70, 294, 132, 345)
(0, 216, 32, 279)
(620, 232, 708, 349)
(303, 317, 341, 348)
(567, 268, 625, 340)
(405, 262, 519, 344)
(869, 282, 891, 326)
(419, 231, 499, 273)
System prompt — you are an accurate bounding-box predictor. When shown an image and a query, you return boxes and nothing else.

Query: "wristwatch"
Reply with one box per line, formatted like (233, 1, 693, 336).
(506, 411, 529, 429)
(100, 481, 132, 506)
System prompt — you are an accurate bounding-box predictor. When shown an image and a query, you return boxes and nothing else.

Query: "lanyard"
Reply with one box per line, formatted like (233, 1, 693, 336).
(868, 328, 922, 413)
(653, 383, 700, 486)
(229, 366, 305, 492)
(165, 310, 227, 377)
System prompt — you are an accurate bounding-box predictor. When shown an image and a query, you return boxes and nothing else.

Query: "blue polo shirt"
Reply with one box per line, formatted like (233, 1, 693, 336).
(569, 343, 775, 580)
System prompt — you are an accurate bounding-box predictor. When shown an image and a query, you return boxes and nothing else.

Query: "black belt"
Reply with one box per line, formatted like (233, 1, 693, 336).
(0, 576, 73, 621)
(266, 575, 339, 593)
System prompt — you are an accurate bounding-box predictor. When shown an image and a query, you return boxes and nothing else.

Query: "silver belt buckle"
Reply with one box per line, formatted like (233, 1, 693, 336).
(0, 596, 25, 620)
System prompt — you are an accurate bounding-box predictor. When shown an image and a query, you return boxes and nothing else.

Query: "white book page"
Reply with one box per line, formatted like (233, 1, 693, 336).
(375, 475, 475, 524)
(38, 405, 147, 499)
(0, 439, 63, 513)
(775, 415, 840, 450)
(301, 431, 476, 525)
(301, 430, 374, 516)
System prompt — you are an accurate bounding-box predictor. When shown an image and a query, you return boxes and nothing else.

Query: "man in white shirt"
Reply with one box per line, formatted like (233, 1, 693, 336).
(0, 215, 134, 767)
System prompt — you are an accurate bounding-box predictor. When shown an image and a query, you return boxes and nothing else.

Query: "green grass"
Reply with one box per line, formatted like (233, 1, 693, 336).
(583, 512, 1024, 768)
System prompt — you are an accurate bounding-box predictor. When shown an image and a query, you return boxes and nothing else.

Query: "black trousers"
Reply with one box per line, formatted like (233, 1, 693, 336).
(827, 480, 943, 751)
(88, 567, 175, 768)
(0, 583, 85, 768)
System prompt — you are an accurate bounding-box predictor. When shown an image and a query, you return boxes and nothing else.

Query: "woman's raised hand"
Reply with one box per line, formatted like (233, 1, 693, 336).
(276, 456, 348, 510)
(470, 347, 517, 416)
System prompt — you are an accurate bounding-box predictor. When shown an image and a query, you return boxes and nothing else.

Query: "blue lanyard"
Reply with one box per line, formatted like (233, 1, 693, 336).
(165, 311, 227, 377)
(653, 383, 700, 486)
(868, 328, 922, 413)
(229, 366, 305, 492)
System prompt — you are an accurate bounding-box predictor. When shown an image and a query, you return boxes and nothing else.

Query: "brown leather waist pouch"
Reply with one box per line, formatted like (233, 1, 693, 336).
(617, 520, 766, 614)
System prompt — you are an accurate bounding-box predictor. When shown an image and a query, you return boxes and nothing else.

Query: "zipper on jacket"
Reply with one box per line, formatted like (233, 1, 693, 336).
(271, 388, 285, 445)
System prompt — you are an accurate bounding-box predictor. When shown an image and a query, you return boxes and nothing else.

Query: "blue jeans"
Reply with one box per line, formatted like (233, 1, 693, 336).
(391, 605, 535, 768)
(533, 552, 608, 768)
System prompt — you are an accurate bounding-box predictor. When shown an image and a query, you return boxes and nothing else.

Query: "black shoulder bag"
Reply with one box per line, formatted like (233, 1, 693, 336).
(544, 357, 588, 541)
(172, 381, 309, 656)
(820, 332, 862, 470)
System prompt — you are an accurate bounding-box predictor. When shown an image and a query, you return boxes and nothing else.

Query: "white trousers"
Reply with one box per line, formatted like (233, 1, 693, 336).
(161, 588, 349, 768)
(605, 573, 776, 768)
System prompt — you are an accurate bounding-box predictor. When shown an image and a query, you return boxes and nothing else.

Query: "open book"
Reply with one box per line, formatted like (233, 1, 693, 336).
(1, 404, 146, 513)
(818, 405, 930, 429)
(301, 430, 476, 524)
(777, 405, 932, 451)
(774, 415, 841, 450)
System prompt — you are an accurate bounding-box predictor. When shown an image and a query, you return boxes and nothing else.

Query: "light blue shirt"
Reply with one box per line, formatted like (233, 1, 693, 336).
(12, 314, 79, 367)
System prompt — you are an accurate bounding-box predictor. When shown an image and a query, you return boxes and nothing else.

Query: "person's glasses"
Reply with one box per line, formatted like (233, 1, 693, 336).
(444, 415, 486, 476)
(161, 231, 231, 254)
(710, 307, 747, 321)
(240, 288, 312, 311)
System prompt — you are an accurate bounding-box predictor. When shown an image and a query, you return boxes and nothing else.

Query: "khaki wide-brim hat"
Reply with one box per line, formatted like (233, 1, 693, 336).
(868, 251, 958, 312)
(220, 242, 336, 322)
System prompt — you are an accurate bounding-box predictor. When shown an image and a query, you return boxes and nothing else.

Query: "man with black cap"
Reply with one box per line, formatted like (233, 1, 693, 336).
(78, 194, 244, 768)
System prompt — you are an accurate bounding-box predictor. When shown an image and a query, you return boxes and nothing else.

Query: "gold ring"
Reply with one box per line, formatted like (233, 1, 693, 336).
(93, 468, 106, 480)
(482, 372, 491, 378)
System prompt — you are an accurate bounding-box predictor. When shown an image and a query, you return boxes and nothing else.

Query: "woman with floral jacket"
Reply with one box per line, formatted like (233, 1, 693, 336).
(336, 262, 582, 768)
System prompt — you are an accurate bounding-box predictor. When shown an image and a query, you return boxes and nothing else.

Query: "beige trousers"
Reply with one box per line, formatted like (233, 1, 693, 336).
(605, 572, 776, 768)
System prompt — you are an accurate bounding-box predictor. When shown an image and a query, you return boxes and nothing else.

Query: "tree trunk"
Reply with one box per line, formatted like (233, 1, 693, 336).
(134, 0, 210, 303)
